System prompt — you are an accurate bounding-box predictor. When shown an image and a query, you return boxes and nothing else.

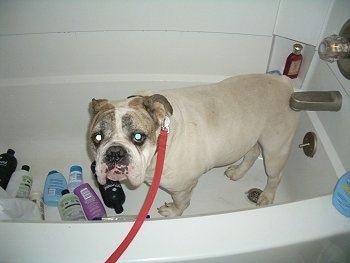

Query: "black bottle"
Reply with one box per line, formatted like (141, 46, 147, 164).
(0, 149, 18, 189)
(91, 161, 126, 214)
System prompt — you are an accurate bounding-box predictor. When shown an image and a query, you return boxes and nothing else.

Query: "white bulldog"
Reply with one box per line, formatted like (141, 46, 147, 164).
(88, 74, 299, 217)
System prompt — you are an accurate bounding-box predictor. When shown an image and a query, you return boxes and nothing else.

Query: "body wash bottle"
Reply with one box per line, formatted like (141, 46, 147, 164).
(43, 170, 67, 206)
(74, 183, 106, 220)
(332, 171, 350, 217)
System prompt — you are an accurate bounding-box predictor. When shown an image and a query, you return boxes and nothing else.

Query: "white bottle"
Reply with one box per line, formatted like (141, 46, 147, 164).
(67, 165, 83, 193)
(58, 189, 86, 221)
(6, 165, 32, 198)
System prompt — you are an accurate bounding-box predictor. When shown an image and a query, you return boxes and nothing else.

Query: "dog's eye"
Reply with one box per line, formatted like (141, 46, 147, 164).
(132, 132, 146, 146)
(92, 132, 104, 146)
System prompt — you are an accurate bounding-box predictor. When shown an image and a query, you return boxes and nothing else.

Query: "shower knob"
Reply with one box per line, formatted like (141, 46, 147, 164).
(318, 34, 350, 63)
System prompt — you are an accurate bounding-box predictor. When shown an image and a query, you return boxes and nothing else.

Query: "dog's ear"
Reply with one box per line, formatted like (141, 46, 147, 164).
(91, 98, 114, 115)
(143, 94, 173, 124)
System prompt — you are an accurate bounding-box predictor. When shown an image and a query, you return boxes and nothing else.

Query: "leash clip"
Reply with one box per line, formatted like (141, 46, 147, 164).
(161, 116, 170, 133)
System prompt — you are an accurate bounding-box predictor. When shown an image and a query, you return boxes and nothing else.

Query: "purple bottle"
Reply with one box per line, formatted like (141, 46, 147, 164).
(73, 183, 106, 220)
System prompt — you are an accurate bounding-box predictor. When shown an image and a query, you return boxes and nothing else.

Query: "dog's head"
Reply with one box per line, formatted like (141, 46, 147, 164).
(88, 94, 173, 186)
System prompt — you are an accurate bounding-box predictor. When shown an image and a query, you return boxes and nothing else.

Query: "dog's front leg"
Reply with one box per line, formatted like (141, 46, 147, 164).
(157, 180, 198, 217)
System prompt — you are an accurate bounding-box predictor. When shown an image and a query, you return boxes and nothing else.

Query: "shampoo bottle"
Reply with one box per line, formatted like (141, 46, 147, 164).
(0, 149, 18, 189)
(6, 165, 32, 198)
(73, 183, 106, 220)
(91, 161, 125, 214)
(332, 171, 350, 217)
(67, 165, 83, 193)
(43, 170, 67, 206)
(58, 189, 86, 221)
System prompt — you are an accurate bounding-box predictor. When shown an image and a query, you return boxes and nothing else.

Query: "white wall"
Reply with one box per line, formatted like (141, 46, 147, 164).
(304, 0, 350, 173)
(0, 0, 279, 82)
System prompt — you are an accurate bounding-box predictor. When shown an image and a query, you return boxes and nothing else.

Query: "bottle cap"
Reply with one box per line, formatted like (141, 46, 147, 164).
(7, 149, 15, 155)
(22, 165, 30, 171)
(70, 165, 82, 173)
(29, 191, 43, 201)
(48, 170, 59, 175)
(293, 44, 303, 55)
(61, 189, 70, 195)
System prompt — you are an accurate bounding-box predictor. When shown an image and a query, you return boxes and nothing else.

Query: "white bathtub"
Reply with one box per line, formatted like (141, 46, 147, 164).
(0, 77, 349, 263)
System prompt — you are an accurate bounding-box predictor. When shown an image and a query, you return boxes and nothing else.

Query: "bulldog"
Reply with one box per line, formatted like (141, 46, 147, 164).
(88, 74, 300, 217)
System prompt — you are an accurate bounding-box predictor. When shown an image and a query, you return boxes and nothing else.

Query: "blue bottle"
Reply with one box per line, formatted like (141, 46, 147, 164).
(332, 171, 350, 217)
(67, 165, 83, 193)
(43, 170, 68, 206)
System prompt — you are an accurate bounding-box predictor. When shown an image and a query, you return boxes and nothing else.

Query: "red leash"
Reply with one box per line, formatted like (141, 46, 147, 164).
(105, 117, 169, 263)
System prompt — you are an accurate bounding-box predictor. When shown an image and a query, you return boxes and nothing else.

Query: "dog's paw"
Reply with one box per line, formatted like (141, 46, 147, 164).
(224, 165, 245, 181)
(157, 202, 182, 217)
(256, 191, 274, 206)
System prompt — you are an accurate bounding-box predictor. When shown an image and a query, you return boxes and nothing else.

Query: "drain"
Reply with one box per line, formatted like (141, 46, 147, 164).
(246, 188, 263, 204)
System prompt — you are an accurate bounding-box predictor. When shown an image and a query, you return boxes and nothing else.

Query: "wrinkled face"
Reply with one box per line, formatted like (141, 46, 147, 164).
(89, 95, 172, 186)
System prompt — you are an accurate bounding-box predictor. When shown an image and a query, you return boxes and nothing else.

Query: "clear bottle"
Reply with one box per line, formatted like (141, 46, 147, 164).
(0, 149, 18, 189)
(6, 165, 32, 198)
(283, 43, 303, 79)
(67, 165, 83, 193)
(73, 183, 106, 220)
(58, 189, 86, 221)
(29, 191, 45, 220)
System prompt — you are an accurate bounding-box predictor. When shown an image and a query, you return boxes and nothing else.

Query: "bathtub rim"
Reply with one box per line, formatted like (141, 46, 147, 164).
(0, 194, 348, 262)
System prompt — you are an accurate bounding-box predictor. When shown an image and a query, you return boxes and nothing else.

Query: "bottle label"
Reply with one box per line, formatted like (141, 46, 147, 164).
(288, 60, 302, 75)
(16, 175, 33, 198)
(60, 195, 86, 220)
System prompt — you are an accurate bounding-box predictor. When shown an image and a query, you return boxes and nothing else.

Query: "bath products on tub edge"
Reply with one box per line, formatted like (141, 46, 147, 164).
(332, 171, 350, 217)
(73, 183, 107, 220)
(29, 191, 45, 220)
(58, 189, 86, 221)
(6, 165, 32, 198)
(0, 149, 18, 190)
(67, 165, 83, 193)
(91, 161, 126, 214)
(43, 170, 68, 206)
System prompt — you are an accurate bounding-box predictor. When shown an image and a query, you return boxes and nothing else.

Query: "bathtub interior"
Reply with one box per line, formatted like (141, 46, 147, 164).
(0, 80, 339, 221)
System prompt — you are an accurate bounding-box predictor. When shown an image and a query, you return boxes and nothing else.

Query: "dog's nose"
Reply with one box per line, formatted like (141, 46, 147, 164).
(105, 145, 127, 163)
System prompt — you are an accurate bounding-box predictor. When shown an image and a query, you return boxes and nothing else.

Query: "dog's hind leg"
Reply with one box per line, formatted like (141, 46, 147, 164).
(225, 143, 261, 181)
(257, 134, 294, 206)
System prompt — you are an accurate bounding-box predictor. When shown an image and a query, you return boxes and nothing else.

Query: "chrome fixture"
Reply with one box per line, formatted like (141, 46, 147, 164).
(299, 132, 317, 158)
(290, 91, 342, 112)
(318, 19, 350, 79)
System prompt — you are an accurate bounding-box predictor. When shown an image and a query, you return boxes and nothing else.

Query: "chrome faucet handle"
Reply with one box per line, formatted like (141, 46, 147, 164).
(318, 34, 350, 63)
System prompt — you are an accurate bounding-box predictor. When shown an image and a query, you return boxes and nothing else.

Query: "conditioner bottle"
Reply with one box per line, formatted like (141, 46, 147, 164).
(73, 183, 106, 220)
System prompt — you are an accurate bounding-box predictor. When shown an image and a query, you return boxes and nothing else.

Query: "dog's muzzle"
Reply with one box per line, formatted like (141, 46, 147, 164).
(104, 145, 127, 165)
(102, 145, 130, 182)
